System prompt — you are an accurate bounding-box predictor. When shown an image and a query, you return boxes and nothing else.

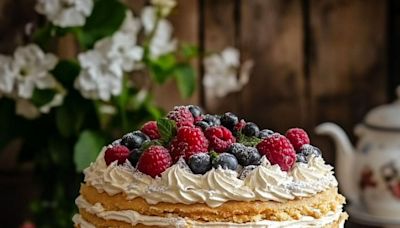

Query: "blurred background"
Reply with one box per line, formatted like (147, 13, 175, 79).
(0, 0, 398, 227)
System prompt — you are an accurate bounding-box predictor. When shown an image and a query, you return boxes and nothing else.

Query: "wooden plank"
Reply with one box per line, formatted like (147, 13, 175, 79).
(309, 0, 388, 163)
(240, 0, 306, 132)
(202, 0, 239, 113)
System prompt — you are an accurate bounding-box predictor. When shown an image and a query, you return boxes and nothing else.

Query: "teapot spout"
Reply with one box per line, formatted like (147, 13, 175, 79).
(315, 122, 359, 204)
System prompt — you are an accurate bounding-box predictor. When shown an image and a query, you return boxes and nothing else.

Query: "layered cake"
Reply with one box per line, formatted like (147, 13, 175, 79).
(73, 105, 347, 227)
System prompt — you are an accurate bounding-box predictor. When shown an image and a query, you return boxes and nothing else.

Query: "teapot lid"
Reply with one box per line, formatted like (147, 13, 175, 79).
(364, 87, 400, 130)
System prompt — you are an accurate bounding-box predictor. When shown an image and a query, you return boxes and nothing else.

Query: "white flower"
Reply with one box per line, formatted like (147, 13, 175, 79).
(151, 0, 177, 17)
(11, 44, 58, 99)
(141, 6, 177, 59)
(39, 93, 65, 113)
(35, 0, 93, 27)
(119, 11, 141, 37)
(75, 50, 123, 101)
(0, 55, 15, 95)
(203, 47, 253, 98)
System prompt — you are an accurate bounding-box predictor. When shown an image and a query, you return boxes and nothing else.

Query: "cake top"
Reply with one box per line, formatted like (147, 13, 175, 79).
(103, 105, 320, 177)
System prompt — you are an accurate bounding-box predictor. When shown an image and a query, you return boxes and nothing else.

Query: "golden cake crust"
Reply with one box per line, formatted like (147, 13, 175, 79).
(80, 184, 345, 223)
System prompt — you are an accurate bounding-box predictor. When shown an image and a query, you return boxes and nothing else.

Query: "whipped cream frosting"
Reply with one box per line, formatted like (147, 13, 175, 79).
(83, 147, 338, 207)
(73, 195, 344, 228)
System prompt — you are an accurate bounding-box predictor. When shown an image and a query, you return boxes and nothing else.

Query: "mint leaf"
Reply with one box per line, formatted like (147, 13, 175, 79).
(140, 140, 162, 152)
(157, 118, 176, 145)
(237, 132, 262, 147)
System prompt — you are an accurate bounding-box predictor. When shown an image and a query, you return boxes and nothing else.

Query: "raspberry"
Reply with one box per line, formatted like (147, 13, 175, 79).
(285, 128, 310, 151)
(167, 106, 194, 128)
(233, 119, 246, 133)
(169, 126, 209, 162)
(205, 126, 236, 153)
(141, 121, 160, 139)
(104, 145, 130, 166)
(256, 134, 296, 171)
(137, 145, 172, 177)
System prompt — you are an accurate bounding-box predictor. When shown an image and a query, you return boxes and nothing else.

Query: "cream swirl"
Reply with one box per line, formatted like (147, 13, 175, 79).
(83, 147, 338, 207)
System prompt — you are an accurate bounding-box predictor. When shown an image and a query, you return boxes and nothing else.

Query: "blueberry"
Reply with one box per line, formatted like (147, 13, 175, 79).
(188, 153, 212, 174)
(121, 131, 150, 150)
(242, 122, 260, 137)
(300, 144, 321, 157)
(258, 129, 274, 139)
(228, 143, 260, 166)
(195, 121, 210, 130)
(188, 105, 203, 118)
(220, 112, 239, 130)
(203, 114, 221, 127)
(296, 153, 307, 163)
(239, 165, 257, 179)
(128, 149, 143, 167)
(212, 153, 238, 170)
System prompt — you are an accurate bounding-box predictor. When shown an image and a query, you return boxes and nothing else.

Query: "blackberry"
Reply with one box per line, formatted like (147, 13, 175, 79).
(220, 112, 239, 130)
(188, 105, 203, 118)
(203, 114, 221, 127)
(121, 131, 150, 150)
(212, 153, 238, 170)
(258, 129, 274, 139)
(128, 149, 143, 167)
(188, 153, 212, 174)
(228, 143, 260, 166)
(242, 122, 260, 137)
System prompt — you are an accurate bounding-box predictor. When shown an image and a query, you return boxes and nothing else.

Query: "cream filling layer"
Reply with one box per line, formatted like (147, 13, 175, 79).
(74, 195, 344, 228)
(84, 148, 338, 207)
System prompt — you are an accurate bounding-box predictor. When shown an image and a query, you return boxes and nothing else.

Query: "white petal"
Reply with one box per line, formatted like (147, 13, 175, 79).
(221, 47, 240, 67)
(141, 6, 156, 34)
(55, 8, 86, 27)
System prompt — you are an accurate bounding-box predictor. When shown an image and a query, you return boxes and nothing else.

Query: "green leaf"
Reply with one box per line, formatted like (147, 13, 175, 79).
(78, 0, 127, 48)
(174, 63, 196, 98)
(157, 118, 176, 145)
(31, 89, 56, 107)
(149, 54, 177, 84)
(55, 101, 85, 138)
(237, 132, 262, 147)
(51, 60, 81, 89)
(74, 130, 106, 172)
(181, 43, 199, 59)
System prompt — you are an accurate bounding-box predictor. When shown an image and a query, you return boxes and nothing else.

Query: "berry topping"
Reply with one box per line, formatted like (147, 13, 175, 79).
(188, 153, 212, 174)
(296, 153, 307, 163)
(285, 128, 310, 151)
(170, 126, 209, 162)
(242, 122, 260, 137)
(258, 129, 274, 139)
(104, 145, 130, 166)
(128, 149, 143, 167)
(121, 131, 150, 150)
(256, 133, 296, 171)
(299, 144, 321, 157)
(228, 143, 261, 166)
(203, 114, 221, 127)
(220, 112, 239, 130)
(137, 145, 172, 177)
(205, 126, 236, 153)
(141, 121, 160, 140)
(167, 106, 194, 128)
(212, 153, 238, 170)
(188, 105, 203, 118)
(195, 120, 210, 130)
(233, 119, 246, 133)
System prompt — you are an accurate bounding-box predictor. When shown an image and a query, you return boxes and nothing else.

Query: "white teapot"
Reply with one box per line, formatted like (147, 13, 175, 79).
(316, 89, 400, 220)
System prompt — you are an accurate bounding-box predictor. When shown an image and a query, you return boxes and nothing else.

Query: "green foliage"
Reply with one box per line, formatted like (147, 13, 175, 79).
(74, 130, 106, 171)
(237, 132, 262, 147)
(148, 53, 177, 83)
(31, 89, 56, 107)
(51, 60, 81, 89)
(174, 63, 196, 98)
(76, 0, 127, 48)
(157, 118, 176, 145)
